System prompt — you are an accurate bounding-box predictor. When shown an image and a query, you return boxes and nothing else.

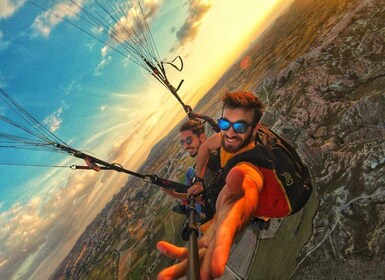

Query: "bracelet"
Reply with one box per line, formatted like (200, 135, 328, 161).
(192, 176, 204, 184)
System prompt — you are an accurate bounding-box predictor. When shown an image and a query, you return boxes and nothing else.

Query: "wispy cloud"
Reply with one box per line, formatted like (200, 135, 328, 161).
(0, 86, 174, 278)
(31, 0, 86, 38)
(93, 55, 112, 76)
(0, 0, 26, 19)
(43, 104, 66, 132)
(143, 0, 162, 19)
(172, 0, 212, 50)
(64, 80, 80, 95)
(0, 31, 11, 52)
(108, 0, 162, 44)
(0, 168, 104, 279)
(102, 0, 162, 59)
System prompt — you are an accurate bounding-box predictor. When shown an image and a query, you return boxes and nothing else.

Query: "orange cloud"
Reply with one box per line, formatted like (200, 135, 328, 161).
(173, 0, 212, 48)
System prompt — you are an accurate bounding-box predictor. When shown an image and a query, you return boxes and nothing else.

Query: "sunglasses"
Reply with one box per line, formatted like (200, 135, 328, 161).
(180, 136, 193, 146)
(217, 118, 254, 134)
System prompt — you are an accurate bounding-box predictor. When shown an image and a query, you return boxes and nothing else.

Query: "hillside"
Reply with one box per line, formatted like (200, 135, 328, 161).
(51, 0, 385, 279)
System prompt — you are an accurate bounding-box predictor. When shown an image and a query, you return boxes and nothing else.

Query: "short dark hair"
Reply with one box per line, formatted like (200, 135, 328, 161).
(222, 91, 265, 124)
(180, 119, 205, 137)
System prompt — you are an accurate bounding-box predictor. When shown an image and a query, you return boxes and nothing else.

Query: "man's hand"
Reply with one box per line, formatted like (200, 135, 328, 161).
(161, 187, 188, 200)
(187, 182, 204, 196)
(157, 164, 261, 280)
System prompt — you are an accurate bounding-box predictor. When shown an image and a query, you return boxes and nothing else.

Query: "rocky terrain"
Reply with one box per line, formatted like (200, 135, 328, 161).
(239, 0, 385, 278)
(51, 0, 385, 279)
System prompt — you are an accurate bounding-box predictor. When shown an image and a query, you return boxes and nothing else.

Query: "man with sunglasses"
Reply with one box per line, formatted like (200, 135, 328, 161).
(157, 91, 268, 279)
(188, 91, 265, 196)
(161, 119, 220, 219)
(179, 119, 206, 158)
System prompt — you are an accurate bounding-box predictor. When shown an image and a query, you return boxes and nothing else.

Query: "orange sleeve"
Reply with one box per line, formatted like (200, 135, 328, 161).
(237, 162, 264, 193)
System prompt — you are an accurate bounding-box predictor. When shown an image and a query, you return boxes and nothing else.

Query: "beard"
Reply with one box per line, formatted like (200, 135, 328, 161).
(187, 138, 202, 157)
(189, 149, 198, 157)
(221, 130, 254, 153)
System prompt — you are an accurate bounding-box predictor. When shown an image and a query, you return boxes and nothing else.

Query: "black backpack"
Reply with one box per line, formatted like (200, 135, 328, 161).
(222, 123, 312, 216)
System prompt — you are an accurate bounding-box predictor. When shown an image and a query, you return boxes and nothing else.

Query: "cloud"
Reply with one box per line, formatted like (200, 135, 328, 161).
(0, 95, 164, 278)
(0, 80, 189, 279)
(42, 105, 65, 132)
(101, 45, 108, 58)
(93, 56, 112, 76)
(173, 0, 212, 49)
(102, 0, 161, 56)
(0, 168, 103, 279)
(92, 0, 162, 72)
(29, 0, 162, 72)
(64, 80, 80, 95)
(143, 0, 162, 18)
(0, 31, 11, 52)
(31, 0, 86, 38)
(0, 0, 26, 19)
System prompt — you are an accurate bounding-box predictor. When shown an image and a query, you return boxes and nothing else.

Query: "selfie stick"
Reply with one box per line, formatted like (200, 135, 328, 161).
(187, 195, 200, 280)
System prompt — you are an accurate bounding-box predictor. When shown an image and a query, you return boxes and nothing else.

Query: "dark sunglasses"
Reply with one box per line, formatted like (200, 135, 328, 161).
(180, 136, 193, 146)
(217, 118, 253, 134)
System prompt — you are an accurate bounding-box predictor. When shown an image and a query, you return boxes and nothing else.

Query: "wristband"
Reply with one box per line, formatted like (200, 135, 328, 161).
(192, 176, 204, 184)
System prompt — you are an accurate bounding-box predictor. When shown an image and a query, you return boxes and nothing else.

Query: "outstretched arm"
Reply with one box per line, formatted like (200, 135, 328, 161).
(157, 163, 263, 280)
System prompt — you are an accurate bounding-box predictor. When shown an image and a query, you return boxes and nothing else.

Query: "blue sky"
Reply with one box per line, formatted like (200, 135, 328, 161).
(0, 0, 293, 278)
(0, 0, 187, 209)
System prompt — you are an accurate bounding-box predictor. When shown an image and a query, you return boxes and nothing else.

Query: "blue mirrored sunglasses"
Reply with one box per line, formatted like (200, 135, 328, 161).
(217, 118, 253, 134)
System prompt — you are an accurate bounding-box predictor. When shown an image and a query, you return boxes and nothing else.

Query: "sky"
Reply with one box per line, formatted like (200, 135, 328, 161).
(0, 0, 294, 279)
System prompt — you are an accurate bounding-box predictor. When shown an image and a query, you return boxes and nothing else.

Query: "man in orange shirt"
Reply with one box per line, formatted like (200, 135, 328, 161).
(157, 91, 269, 279)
